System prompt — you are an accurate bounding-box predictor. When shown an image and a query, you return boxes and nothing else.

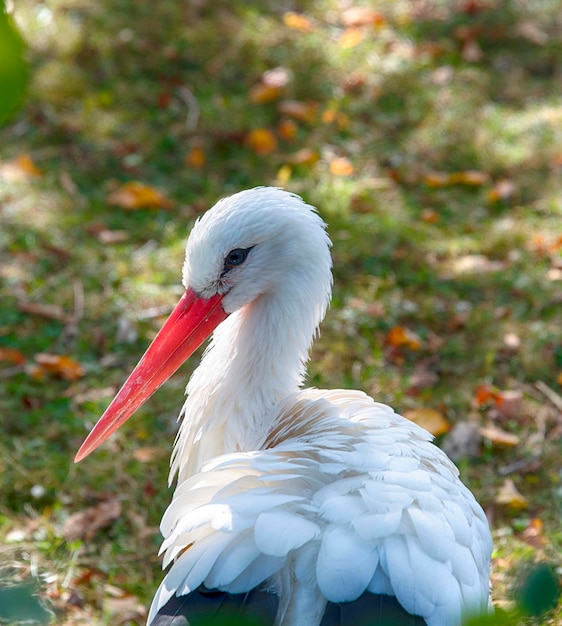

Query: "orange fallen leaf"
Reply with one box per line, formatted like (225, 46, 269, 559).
(341, 7, 386, 28)
(0, 154, 43, 181)
(62, 498, 121, 541)
(278, 100, 317, 123)
(496, 478, 528, 510)
(421, 208, 440, 223)
(283, 12, 314, 31)
(0, 348, 26, 365)
(339, 27, 363, 48)
(246, 128, 278, 155)
(329, 156, 354, 176)
(480, 424, 520, 447)
(184, 146, 206, 169)
(108, 181, 172, 210)
(386, 326, 422, 350)
(474, 384, 500, 405)
(29, 353, 85, 381)
(278, 118, 298, 140)
(404, 408, 451, 436)
(557, 372, 562, 386)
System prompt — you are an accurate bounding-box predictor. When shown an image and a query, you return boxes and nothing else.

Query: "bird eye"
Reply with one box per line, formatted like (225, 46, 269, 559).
(223, 247, 253, 272)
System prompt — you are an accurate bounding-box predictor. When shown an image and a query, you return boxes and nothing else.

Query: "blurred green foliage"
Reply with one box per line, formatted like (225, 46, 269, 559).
(0, 1, 27, 124)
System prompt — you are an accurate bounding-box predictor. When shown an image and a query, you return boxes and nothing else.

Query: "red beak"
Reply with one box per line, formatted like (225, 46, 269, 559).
(74, 289, 228, 462)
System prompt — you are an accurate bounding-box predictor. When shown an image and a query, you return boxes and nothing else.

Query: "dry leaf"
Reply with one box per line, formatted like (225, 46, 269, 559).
(246, 128, 278, 155)
(282, 12, 313, 31)
(0, 154, 43, 181)
(404, 408, 451, 436)
(421, 208, 439, 223)
(97, 229, 129, 244)
(108, 181, 172, 210)
(278, 100, 317, 123)
(249, 83, 283, 104)
(0, 347, 26, 365)
(480, 424, 520, 447)
(386, 326, 422, 350)
(62, 498, 121, 541)
(288, 148, 320, 166)
(341, 7, 385, 28)
(450, 255, 504, 274)
(488, 179, 516, 202)
(329, 157, 354, 176)
(29, 353, 85, 381)
(425, 170, 489, 187)
(339, 28, 363, 49)
(522, 517, 546, 548)
(495, 389, 524, 420)
(275, 164, 292, 186)
(496, 478, 528, 509)
(474, 384, 500, 405)
(184, 146, 206, 169)
(278, 118, 298, 140)
(250, 67, 291, 104)
(133, 446, 167, 463)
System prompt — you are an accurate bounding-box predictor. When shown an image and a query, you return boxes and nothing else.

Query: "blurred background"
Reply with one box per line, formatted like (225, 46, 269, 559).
(0, 0, 561, 623)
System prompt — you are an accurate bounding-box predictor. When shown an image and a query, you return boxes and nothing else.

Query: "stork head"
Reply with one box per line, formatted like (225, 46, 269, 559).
(75, 187, 332, 462)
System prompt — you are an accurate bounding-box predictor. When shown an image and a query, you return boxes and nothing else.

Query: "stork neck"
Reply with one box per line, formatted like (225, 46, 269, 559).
(170, 282, 323, 483)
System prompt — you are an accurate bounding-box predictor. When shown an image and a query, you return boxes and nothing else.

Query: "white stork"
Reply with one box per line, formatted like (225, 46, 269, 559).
(75, 187, 492, 626)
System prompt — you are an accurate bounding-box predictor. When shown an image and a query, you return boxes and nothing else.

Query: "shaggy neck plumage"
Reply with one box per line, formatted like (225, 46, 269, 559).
(170, 266, 331, 485)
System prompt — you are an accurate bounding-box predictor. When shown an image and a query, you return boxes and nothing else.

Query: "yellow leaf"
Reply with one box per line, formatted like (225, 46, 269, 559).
(386, 326, 422, 350)
(108, 181, 172, 210)
(424, 172, 449, 187)
(496, 478, 528, 510)
(0, 154, 43, 181)
(339, 27, 363, 48)
(557, 372, 562, 386)
(329, 156, 354, 176)
(184, 146, 206, 169)
(404, 408, 451, 436)
(448, 170, 489, 186)
(249, 83, 283, 104)
(283, 12, 313, 31)
(275, 164, 292, 186)
(246, 128, 278, 155)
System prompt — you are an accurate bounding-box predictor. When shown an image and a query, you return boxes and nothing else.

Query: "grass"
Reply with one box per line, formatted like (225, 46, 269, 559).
(1, 0, 561, 624)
